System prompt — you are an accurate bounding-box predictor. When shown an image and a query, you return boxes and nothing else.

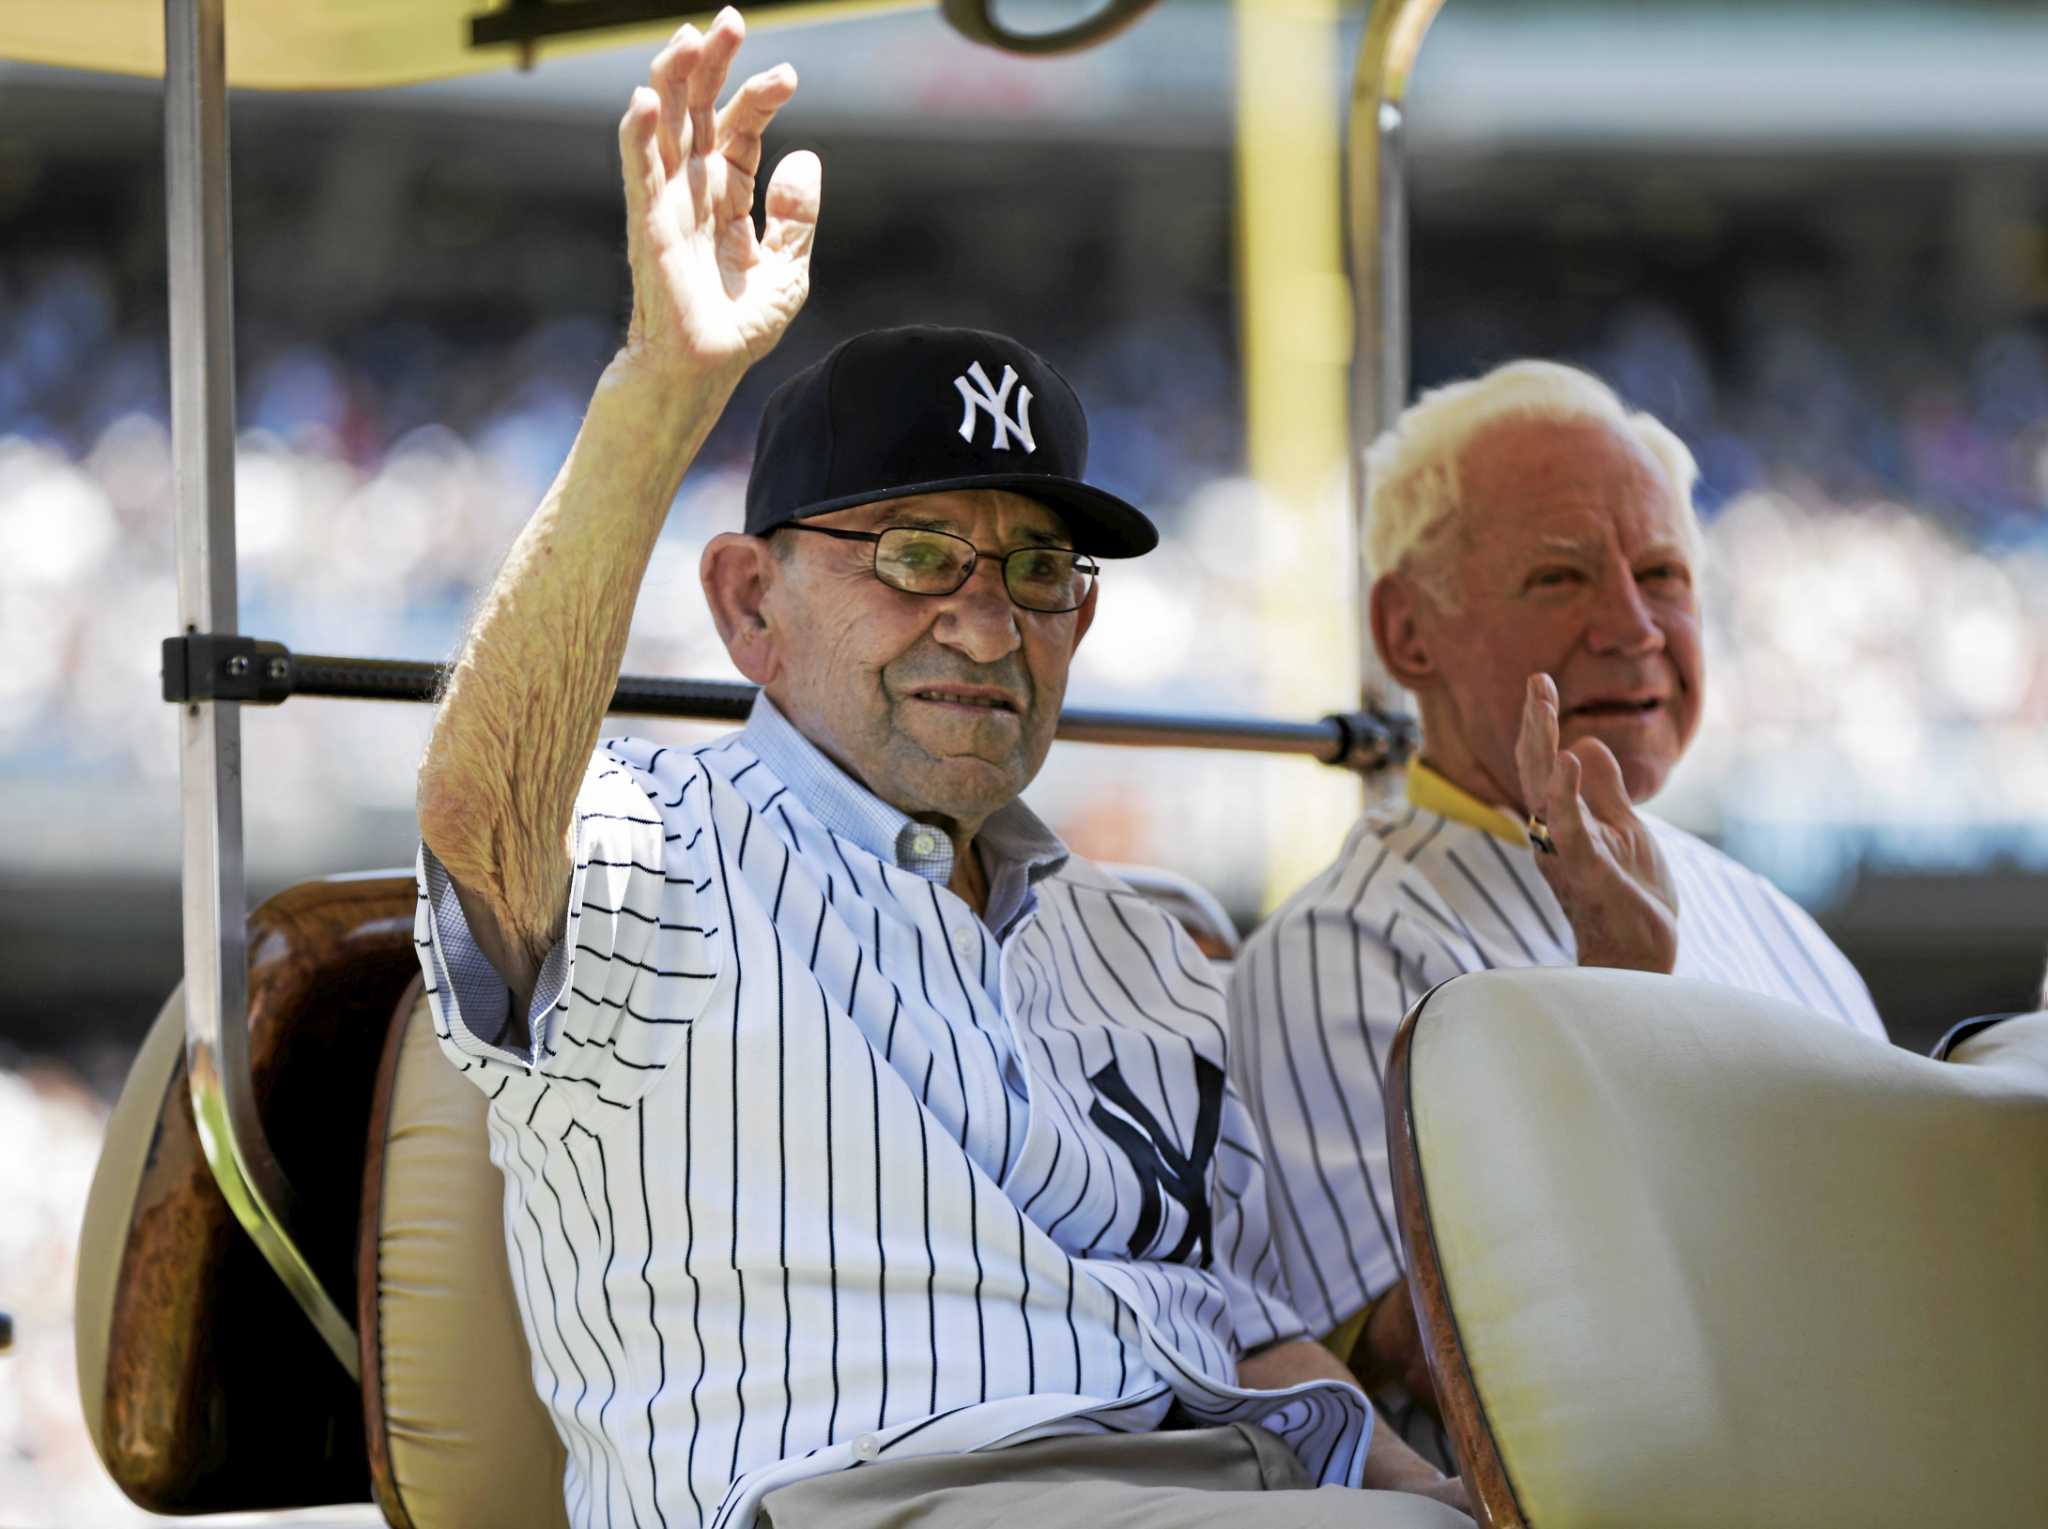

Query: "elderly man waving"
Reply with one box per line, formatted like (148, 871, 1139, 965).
(414, 10, 1468, 1529)
(1229, 361, 1889, 1448)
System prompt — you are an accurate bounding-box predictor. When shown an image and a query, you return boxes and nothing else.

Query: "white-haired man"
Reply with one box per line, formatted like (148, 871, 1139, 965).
(1228, 360, 1889, 1447)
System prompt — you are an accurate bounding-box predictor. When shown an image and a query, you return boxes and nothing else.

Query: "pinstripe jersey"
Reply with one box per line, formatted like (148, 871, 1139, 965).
(414, 698, 1369, 1529)
(1229, 761, 1887, 1342)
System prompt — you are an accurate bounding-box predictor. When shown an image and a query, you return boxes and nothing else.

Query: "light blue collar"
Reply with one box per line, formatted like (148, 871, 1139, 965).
(740, 695, 1069, 900)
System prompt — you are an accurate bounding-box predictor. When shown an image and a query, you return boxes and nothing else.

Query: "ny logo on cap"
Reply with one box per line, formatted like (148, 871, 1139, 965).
(954, 362, 1036, 453)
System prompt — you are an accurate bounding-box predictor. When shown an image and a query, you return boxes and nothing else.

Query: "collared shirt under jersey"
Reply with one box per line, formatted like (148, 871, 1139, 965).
(416, 696, 1370, 1529)
(1229, 759, 1888, 1349)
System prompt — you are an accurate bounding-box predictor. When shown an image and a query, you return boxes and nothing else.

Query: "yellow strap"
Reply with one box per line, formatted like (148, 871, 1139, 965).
(1405, 760, 1530, 847)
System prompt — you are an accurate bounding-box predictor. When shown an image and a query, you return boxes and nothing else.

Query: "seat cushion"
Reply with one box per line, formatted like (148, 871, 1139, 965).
(1399, 968, 2048, 1529)
(361, 981, 567, 1529)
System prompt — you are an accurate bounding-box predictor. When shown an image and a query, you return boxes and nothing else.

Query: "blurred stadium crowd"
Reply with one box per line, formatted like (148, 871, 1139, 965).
(6, 7, 2047, 1521)
(5, 246, 2046, 905)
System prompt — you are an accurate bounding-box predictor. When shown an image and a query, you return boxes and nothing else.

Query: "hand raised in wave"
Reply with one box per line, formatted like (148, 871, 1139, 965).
(617, 6, 821, 382)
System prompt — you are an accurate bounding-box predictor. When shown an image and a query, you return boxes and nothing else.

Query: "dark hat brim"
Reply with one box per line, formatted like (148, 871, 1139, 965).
(779, 473, 1158, 559)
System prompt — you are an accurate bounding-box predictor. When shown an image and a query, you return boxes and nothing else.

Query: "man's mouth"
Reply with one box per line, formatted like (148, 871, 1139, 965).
(1564, 695, 1665, 720)
(908, 686, 1020, 715)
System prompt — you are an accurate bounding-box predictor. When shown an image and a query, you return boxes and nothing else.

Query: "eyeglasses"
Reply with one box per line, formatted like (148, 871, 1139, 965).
(778, 523, 1100, 614)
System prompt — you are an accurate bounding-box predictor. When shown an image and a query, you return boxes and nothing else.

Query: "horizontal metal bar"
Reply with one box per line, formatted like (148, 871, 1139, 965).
(282, 651, 1417, 771)
(1056, 709, 1353, 757)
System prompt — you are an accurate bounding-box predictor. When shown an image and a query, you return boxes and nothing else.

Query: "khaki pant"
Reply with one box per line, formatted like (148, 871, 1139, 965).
(759, 1424, 1471, 1529)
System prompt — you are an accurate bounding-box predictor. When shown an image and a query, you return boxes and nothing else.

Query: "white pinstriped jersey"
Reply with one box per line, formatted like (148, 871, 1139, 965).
(415, 699, 1369, 1529)
(1230, 763, 1887, 1342)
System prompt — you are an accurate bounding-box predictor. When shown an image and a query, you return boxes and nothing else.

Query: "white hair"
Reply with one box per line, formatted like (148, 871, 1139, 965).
(1364, 359, 1703, 598)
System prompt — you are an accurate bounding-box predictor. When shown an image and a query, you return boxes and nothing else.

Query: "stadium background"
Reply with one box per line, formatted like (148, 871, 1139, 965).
(3, 1, 2046, 1520)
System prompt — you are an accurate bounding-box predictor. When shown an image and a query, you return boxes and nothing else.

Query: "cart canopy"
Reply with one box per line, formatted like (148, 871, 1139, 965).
(0, 0, 926, 89)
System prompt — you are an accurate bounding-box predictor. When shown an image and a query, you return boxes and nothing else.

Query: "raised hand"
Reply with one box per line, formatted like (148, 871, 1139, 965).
(617, 7, 821, 380)
(1515, 672, 1679, 973)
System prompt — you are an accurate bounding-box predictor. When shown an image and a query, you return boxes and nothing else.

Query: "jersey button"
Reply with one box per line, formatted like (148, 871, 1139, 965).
(952, 925, 977, 958)
(853, 1434, 881, 1461)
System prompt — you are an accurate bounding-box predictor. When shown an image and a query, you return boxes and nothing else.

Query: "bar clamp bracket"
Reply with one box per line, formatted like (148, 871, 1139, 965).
(1322, 707, 1421, 774)
(162, 634, 295, 706)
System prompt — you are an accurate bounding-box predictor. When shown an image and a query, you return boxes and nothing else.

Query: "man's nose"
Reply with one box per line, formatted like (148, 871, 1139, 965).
(931, 558, 1023, 664)
(1586, 570, 1665, 656)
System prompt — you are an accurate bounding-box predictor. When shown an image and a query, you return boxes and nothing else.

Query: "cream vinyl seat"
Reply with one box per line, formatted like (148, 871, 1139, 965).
(360, 977, 567, 1529)
(1387, 968, 2048, 1529)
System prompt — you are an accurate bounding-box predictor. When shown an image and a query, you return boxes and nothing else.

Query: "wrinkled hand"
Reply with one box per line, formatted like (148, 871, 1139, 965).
(1411, 1475, 1475, 1518)
(618, 7, 821, 380)
(1515, 673, 1678, 973)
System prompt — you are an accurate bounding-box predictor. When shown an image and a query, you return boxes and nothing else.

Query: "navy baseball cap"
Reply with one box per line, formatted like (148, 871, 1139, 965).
(744, 325, 1158, 558)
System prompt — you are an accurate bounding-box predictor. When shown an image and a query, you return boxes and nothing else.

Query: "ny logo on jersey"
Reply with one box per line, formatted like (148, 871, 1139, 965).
(953, 361, 1037, 453)
(1087, 1054, 1226, 1268)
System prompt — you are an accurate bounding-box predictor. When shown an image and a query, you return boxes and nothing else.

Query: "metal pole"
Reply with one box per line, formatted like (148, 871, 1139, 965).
(272, 652, 1413, 770)
(166, 0, 358, 1379)
(1346, 0, 1445, 710)
(1356, 98, 1409, 690)
(1373, 101, 1409, 444)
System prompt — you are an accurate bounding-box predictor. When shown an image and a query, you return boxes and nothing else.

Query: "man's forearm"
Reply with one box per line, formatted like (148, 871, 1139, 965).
(418, 352, 737, 977)
(1237, 1337, 1445, 1493)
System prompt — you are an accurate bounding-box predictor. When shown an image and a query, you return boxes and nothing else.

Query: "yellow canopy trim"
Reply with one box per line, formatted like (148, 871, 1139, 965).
(0, 0, 927, 92)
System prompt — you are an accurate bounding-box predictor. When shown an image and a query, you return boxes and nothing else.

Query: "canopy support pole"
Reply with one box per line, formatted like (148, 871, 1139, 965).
(1347, 0, 1445, 709)
(165, 0, 359, 1381)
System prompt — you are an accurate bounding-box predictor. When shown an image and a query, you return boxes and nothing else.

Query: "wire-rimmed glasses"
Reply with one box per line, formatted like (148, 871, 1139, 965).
(778, 523, 1100, 614)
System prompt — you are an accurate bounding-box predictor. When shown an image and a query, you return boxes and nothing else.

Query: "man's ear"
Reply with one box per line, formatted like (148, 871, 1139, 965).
(701, 532, 783, 688)
(1370, 573, 1439, 691)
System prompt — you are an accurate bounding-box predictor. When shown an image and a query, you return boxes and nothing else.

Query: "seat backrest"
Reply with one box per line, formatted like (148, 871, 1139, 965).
(1387, 968, 2048, 1529)
(360, 980, 568, 1529)
(74, 874, 418, 1513)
